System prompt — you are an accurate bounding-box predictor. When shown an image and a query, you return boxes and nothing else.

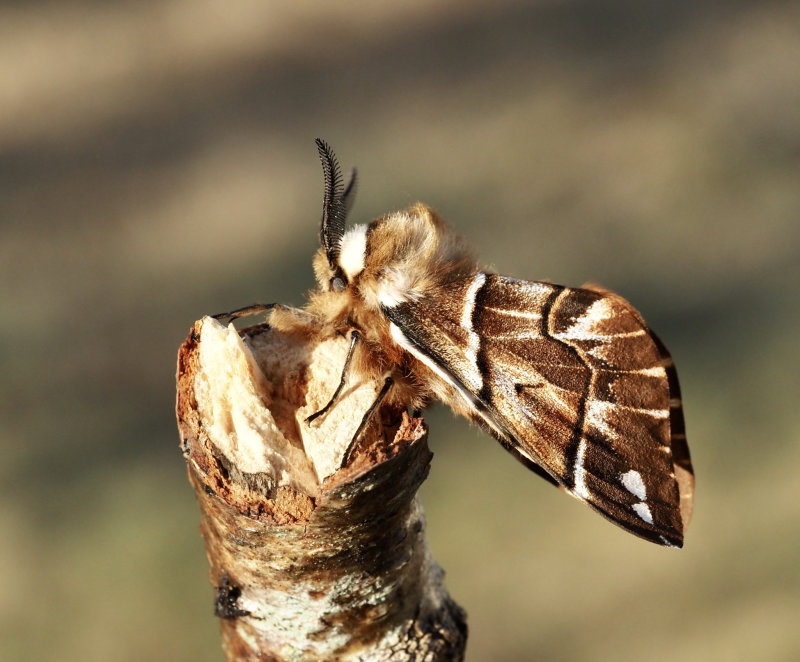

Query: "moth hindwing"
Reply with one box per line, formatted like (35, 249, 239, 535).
(233, 141, 694, 548)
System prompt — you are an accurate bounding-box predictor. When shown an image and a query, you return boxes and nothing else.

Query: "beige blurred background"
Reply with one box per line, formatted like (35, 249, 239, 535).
(2, 1, 799, 660)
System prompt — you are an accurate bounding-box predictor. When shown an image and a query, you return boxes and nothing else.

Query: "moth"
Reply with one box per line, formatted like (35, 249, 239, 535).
(217, 140, 694, 547)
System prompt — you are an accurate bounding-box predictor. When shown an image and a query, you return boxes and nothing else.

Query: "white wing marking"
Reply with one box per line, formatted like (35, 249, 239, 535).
(620, 470, 647, 501)
(632, 502, 653, 524)
(573, 439, 590, 499)
(460, 273, 485, 392)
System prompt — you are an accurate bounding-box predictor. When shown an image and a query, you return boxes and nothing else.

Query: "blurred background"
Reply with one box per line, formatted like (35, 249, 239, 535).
(2, 1, 798, 660)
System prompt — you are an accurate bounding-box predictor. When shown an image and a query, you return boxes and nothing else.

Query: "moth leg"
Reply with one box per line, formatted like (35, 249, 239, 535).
(340, 375, 394, 468)
(306, 329, 360, 425)
(212, 302, 284, 323)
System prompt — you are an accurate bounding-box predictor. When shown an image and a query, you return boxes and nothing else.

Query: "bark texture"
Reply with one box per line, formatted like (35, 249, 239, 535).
(176, 317, 466, 661)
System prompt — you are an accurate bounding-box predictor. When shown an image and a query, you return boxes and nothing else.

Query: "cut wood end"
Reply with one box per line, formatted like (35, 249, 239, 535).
(176, 316, 415, 521)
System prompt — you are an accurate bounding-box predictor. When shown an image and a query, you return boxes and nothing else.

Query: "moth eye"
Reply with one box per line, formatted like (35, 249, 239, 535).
(330, 276, 346, 292)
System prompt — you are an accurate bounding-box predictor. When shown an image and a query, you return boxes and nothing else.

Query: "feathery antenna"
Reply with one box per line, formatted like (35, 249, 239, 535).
(315, 139, 357, 267)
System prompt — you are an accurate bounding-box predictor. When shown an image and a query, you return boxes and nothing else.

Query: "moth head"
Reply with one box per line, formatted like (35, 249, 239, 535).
(312, 140, 476, 310)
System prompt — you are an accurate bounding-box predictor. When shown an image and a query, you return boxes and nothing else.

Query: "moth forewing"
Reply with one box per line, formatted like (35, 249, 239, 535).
(383, 275, 692, 546)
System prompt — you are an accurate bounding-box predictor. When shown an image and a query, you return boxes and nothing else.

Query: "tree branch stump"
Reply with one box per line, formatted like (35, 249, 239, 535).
(176, 317, 467, 661)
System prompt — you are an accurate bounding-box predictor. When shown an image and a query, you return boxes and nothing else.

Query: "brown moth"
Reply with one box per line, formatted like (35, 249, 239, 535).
(217, 140, 694, 547)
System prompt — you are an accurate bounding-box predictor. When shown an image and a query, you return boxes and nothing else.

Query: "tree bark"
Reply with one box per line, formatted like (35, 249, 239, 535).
(176, 317, 467, 661)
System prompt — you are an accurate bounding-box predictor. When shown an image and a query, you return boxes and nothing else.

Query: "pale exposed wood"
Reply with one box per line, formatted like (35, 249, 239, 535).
(176, 317, 466, 661)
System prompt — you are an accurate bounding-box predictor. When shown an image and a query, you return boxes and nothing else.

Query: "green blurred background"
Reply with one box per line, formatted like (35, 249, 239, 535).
(2, 1, 798, 660)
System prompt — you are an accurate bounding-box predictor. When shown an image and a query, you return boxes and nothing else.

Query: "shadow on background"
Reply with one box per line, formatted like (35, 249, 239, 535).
(1, 1, 798, 660)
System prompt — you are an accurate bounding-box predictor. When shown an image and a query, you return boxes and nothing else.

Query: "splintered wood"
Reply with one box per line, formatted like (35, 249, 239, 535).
(176, 317, 466, 661)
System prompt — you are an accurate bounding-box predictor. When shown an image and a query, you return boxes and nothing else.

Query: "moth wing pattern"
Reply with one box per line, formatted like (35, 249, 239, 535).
(385, 274, 693, 547)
